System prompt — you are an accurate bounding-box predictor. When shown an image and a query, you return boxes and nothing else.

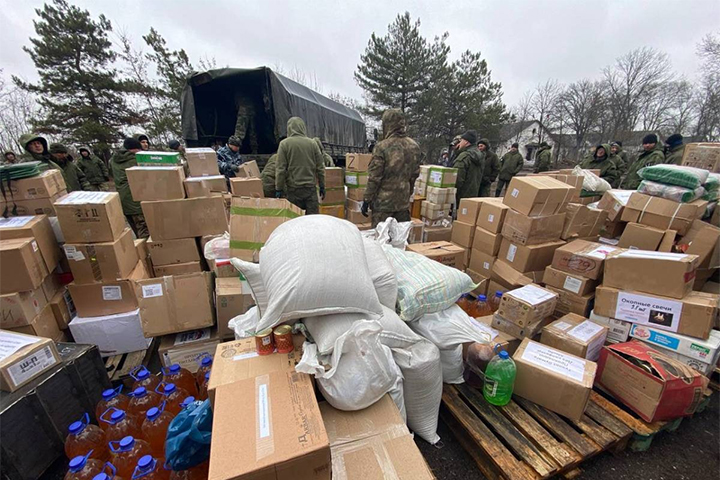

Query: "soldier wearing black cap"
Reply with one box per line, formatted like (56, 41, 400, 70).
(664, 134, 684, 165)
(452, 130, 484, 205)
(216, 136, 244, 178)
(620, 133, 665, 190)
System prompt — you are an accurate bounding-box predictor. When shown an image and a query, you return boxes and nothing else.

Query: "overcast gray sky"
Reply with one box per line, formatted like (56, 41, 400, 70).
(1, 0, 718, 108)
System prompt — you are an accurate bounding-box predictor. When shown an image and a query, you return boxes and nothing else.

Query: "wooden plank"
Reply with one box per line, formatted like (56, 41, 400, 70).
(500, 400, 580, 471)
(443, 387, 536, 480)
(440, 406, 504, 480)
(569, 414, 616, 449)
(457, 384, 556, 478)
(589, 391, 658, 436)
(515, 397, 600, 458)
(584, 401, 633, 439)
(114, 349, 147, 379)
(562, 468, 583, 479)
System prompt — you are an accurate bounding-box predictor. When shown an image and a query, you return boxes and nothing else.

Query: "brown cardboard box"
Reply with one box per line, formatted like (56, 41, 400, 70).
(229, 177, 264, 198)
(1, 193, 66, 217)
(457, 198, 484, 225)
(503, 177, 574, 217)
(158, 328, 221, 373)
(209, 370, 330, 480)
(0, 331, 61, 392)
(422, 225, 452, 242)
(477, 200, 509, 233)
(324, 167, 344, 188)
(230, 198, 303, 262)
(143, 196, 228, 240)
(594, 286, 717, 339)
(597, 190, 633, 223)
(548, 173, 583, 200)
(541, 314, 608, 360)
(472, 227, 502, 255)
(409, 218, 424, 244)
(208, 259, 237, 278)
(491, 313, 550, 339)
(135, 272, 214, 337)
(9, 304, 64, 342)
(346, 186, 366, 201)
(421, 200, 452, 221)
(186, 154, 221, 178)
(3, 169, 66, 200)
(602, 219, 626, 239)
(551, 239, 619, 280)
(319, 187, 344, 205)
(450, 221, 475, 248)
(346, 153, 373, 171)
(127, 166, 186, 201)
(63, 228, 138, 284)
(0, 238, 49, 294)
(1, 287, 48, 328)
(512, 338, 597, 421)
(320, 395, 434, 480)
(561, 204, 608, 240)
(491, 260, 543, 290)
(41, 272, 63, 303)
(48, 288, 75, 330)
(215, 277, 254, 339)
(345, 172, 368, 189)
(680, 219, 720, 268)
(617, 223, 673, 251)
(148, 237, 200, 266)
(235, 160, 261, 179)
(543, 265, 597, 296)
(468, 250, 495, 278)
(497, 284, 557, 327)
(319, 204, 344, 219)
(498, 238, 565, 273)
(54, 191, 126, 243)
(465, 269, 489, 297)
(135, 238, 152, 275)
(621, 193, 707, 236)
(681, 142, 720, 172)
(68, 261, 148, 317)
(471, 315, 520, 355)
(0, 215, 61, 273)
(604, 250, 699, 299)
(152, 261, 203, 276)
(345, 208, 366, 225)
(184, 176, 228, 198)
(546, 286, 595, 318)
(501, 210, 565, 245)
(407, 241, 465, 269)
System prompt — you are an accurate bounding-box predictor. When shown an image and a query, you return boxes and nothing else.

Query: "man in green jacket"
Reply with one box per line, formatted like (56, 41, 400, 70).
(314, 138, 335, 167)
(610, 142, 628, 177)
(110, 137, 148, 238)
(49, 143, 90, 192)
(275, 117, 325, 214)
(496, 143, 523, 196)
(18, 133, 61, 170)
(579, 144, 619, 187)
(477, 138, 499, 197)
(136, 133, 150, 151)
(77, 146, 109, 191)
(453, 130, 484, 206)
(534, 141, 552, 173)
(261, 136, 285, 199)
(362, 109, 422, 227)
(620, 134, 665, 190)
(664, 134, 684, 165)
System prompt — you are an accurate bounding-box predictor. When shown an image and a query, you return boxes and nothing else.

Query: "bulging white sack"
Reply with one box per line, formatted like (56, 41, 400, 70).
(228, 305, 260, 338)
(409, 305, 496, 348)
(362, 237, 398, 309)
(440, 346, 465, 384)
(230, 258, 268, 315)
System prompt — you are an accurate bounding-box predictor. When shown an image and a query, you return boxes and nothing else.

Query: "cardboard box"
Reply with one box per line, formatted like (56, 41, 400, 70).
(477, 200, 509, 233)
(468, 250, 496, 278)
(457, 198, 484, 225)
(471, 315, 521, 355)
(0, 238, 49, 294)
(346, 186, 366, 201)
(63, 228, 138, 284)
(427, 166, 458, 187)
(681, 142, 720, 172)
(344, 171, 368, 188)
(68, 261, 147, 317)
(136, 151, 180, 166)
(680, 219, 720, 271)
(407, 241, 465, 269)
(597, 341, 708, 422)
(184, 176, 228, 198)
(543, 265, 597, 296)
(209, 370, 330, 480)
(230, 198, 303, 262)
(561, 204, 608, 240)
(69, 308, 150, 356)
(601, 219, 627, 239)
(422, 225, 452, 242)
(41, 272, 62, 302)
(147, 237, 200, 266)
(501, 210, 565, 245)
(541, 314, 607, 360)
(617, 223, 673, 251)
(497, 284, 557, 327)
(2, 169, 66, 200)
(1, 287, 48, 328)
(629, 325, 720, 376)
(345, 208, 366, 225)
(346, 153, 372, 171)
(551, 239, 618, 280)
(426, 186, 456, 205)
(512, 338, 596, 421)
(498, 238, 565, 273)
(158, 328, 221, 373)
(215, 277, 254, 339)
(186, 150, 221, 177)
(588, 311, 631, 343)
(229, 177, 263, 198)
(409, 218, 424, 244)
(48, 287, 75, 330)
(324, 167, 344, 188)
(8, 304, 64, 342)
(503, 177, 574, 217)
(54, 191, 126, 243)
(421, 200, 452, 221)
(594, 286, 718, 339)
(465, 269, 489, 297)
(0, 215, 61, 273)
(621, 193, 706, 236)
(472, 227, 502, 256)
(1, 193, 66, 217)
(0, 331, 61, 392)
(127, 166, 186, 201)
(491, 313, 550, 339)
(152, 261, 203, 276)
(320, 395, 434, 480)
(234, 160, 261, 179)
(143, 196, 228, 240)
(319, 204, 344, 219)
(135, 238, 151, 275)
(547, 286, 594, 318)
(491, 259, 542, 289)
(319, 187, 344, 206)
(209, 258, 238, 278)
(597, 190, 633, 223)
(604, 250, 699, 299)
(135, 272, 214, 337)
(450, 221, 475, 248)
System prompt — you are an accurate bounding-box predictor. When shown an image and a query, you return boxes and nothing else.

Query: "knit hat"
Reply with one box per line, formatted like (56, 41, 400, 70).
(642, 134, 658, 145)
(478, 138, 490, 148)
(49, 143, 68, 154)
(461, 130, 478, 145)
(511, 143, 519, 149)
(666, 133, 683, 148)
(228, 136, 241, 147)
(612, 141, 622, 147)
(123, 137, 143, 151)
(168, 139, 181, 150)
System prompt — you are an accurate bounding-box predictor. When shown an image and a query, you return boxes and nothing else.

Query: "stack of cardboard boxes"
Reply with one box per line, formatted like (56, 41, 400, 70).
(0, 169, 67, 216)
(492, 283, 559, 339)
(319, 166, 345, 218)
(183, 147, 228, 199)
(420, 166, 457, 239)
(344, 153, 372, 227)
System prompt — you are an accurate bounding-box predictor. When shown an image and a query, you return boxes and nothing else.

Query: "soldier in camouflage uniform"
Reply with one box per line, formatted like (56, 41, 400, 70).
(610, 142, 628, 177)
(578, 144, 619, 187)
(496, 143, 523, 196)
(77, 146, 110, 191)
(314, 138, 335, 167)
(110, 137, 149, 238)
(620, 134, 665, 190)
(49, 143, 90, 192)
(216, 136, 244, 178)
(453, 130, 484, 205)
(276, 117, 325, 214)
(234, 98, 258, 153)
(18, 133, 61, 170)
(534, 141, 552, 173)
(261, 136, 285, 199)
(477, 138, 499, 197)
(362, 109, 422, 227)
(664, 134, 684, 165)
(136, 133, 150, 151)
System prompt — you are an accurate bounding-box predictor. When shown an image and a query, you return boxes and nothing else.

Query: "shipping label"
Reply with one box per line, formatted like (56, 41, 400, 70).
(585, 245, 617, 260)
(521, 342, 586, 383)
(487, 213, 495, 223)
(568, 320, 605, 342)
(511, 284, 555, 306)
(63, 245, 86, 261)
(255, 374, 274, 460)
(552, 321, 574, 332)
(6, 345, 57, 386)
(506, 244, 517, 262)
(616, 292, 683, 332)
(56, 191, 113, 204)
(511, 188, 519, 198)
(563, 275, 583, 294)
(142, 284, 164, 298)
(0, 332, 41, 361)
(429, 171, 443, 184)
(102, 286, 122, 301)
(0, 216, 34, 228)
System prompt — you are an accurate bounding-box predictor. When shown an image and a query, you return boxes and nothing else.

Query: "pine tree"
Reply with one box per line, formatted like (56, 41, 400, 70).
(14, 0, 140, 158)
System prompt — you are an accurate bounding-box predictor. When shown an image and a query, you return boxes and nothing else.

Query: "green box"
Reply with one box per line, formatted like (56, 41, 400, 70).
(135, 151, 181, 166)
(344, 171, 368, 188)
(427, 167, 458, 188)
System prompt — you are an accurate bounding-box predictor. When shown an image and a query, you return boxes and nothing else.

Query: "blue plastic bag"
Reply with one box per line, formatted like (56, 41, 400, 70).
(165, 399, 212, 470)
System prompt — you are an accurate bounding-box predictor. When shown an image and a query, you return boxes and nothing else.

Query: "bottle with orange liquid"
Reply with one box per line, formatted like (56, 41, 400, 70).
(131, 455, 170, 480)
(456, 293, 473, 314)
(66, 413, 109, 461)
(197, 372, 210, 401)
(179, 397, 196, 411)
(92, 463, 124, 480)
(490, 291, 503, 312)
(65, 453, 105, 480)
(142, 406, 174, 457)
(96, 387, 130, 420)
(128, 387, 162, 419)
(169, 461, 208, 480)
(162, 365, 198, 398)
(100, 408, 142, 443)
(156, 384, 189, 416)
(471, 294, 492, 317)
(194, 357, 212, 386)
(131, 367, 160, 393)
(109, 436, 152, 480)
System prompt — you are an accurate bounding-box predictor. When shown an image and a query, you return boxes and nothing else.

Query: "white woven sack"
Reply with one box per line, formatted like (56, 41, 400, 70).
(362, 237, 398, 309)
(228, 305, 260, 338)
(230, 258, 268, 315)
(257, 216, 383, 331)
(409, 305, 496, 347)
(440, 346, 465, 384)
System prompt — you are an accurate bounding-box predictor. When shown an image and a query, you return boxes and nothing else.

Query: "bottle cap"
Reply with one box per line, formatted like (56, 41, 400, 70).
(68, 421, 84, 434)
(169, 364, 180, 373)
(146, 407, 160, 421)
(163, 383, 176, 395)
(133, 387, 146, 397)
(110, 410, 125, 422)
(68, 456, 86, 471)
(479, 295, 487, 301)
(205, 371, 211, 380)
(93, 474, 110, 480)
(137, 455, 153, 470)
(181, 396, 195, 408)
(200, 357, 212, 367)
(101, 388, 116, 400)
(136, 369, 149, 379)
(119, 436, 135, 450)
(498, 350, 509, 359)
(495, 291, 503, 297)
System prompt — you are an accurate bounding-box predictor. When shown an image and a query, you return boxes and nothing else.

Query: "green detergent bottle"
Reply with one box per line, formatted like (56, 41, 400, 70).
(483, 349, 516, 406)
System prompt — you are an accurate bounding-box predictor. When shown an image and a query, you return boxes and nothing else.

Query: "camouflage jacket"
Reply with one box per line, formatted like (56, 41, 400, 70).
(276, 117, 325, 191)
(665, 144, 684, 165)
(621, 144, 665, 190)
(261, 154, 278, 194)
(481, 148, 500, 186)
(216, 145, 243, 178)
(534, 146, 552, 173)
(499, 151, 524, 181)
(614, 148, 629, 177)
(56, 156, 90, 192)
(110, 148, 142, 216)
(77, 150, 109, 185)
(578, 144, 619, 187)
(453, 145, 484, 200)
(18, 133, 61, 170)
(314, 138, 335, 167)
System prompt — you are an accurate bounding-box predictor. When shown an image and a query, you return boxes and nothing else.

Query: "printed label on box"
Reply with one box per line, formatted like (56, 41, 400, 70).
(568, 321, 604, 342)
(630, 325, 680, 351)
(429, 171, 443, 184)
(0, 333, 41, 361)
(57, 191, 113, 205)
(563, 275, 583, 294)
(102, 286, 122, 301)
(0, 216, 34, 228)
(506, 244, 517, 262)
(616, 292, 683, 332)
(483, 261, 490, 270)
(487, 214, 495, 223)
(511, 188, 519, 198)
(461, 208, 468, 215)
(345, 174, 358, 186)
(553, 321, 574, 331)
(6, 345, 57, 386)
(63, 245, 85, 261)
(511, 284, 555, 306)
(585, 245, 617, 260)
(174, 328, 211, 346)
(142, 284, 164, 298)
(31, 240, 38, 252)
(521, 342, 586, 383)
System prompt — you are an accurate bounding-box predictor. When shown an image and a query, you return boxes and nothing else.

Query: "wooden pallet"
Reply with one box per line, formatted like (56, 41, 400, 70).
(441, 384, 632, 480)
(104, 339, 158, 388)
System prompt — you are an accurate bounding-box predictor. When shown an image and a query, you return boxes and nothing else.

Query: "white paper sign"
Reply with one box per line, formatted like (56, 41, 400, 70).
(521, 342, 586, 383)
(506, 244, 517, 262)
(510, 284, 555, 306)
(568, 321, 605, 342)
(552, 321, 574, 332)
(429, 171, 443, 184)
(563, 276, 583, 294)
(345, 174, 358, 186)
(6, 345, 57, 386)
(0, 216, 34, 228)
(64, 245, 85, 261)
(585, 245, 617, 260)
(102, 286, 122, 301)
(56, 191, 113, 204)
(0, 332, 41, 361)
(615, 292, 683, 332)
(142, 284, 164, 298)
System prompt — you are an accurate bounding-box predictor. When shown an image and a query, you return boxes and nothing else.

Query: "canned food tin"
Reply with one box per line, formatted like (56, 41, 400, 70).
(273, 325, 294, 354)
(255, 328, 275, 355)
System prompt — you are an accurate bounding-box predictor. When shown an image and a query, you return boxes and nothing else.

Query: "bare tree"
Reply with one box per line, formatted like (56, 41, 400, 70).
(511, 90, 535, 142)
(694, 33, 720, 140)
(557, 79, 606, 157)
(0, 70, 41, 154)
(663, 80, 696, 135)
(531, 79, 562, 142)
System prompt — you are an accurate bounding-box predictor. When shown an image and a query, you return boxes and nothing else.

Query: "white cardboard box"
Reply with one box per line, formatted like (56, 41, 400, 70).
(69, 309, 151, 357)
(629, 325, 720, 375)
(588, 310, 631, 344)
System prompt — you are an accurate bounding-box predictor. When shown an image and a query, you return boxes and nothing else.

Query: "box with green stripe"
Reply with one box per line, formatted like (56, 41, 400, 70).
(135, 151, 181, 166)
(427, 167, 458, 187)
(319, 186, 345, 205)
(229, 197, 303, 262)
(345, 171, 368, 188)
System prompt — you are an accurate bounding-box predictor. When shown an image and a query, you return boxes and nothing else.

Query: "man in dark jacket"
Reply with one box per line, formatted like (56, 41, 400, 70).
(534, 142, 552, 173)
(477, 138, 499, 197)
(497, 143, 523, 196)
(49, 143, 90, 192)
(610, 142, 628, 177)
(261, 136, 285, 199)
(579, 143, 619, 187)
(276, 117, 325, 214)
(621, 134, 665, 190)
(77, 146, 109, 191)
(18, 133, 61, 170)
(664, 134, 684, 165)
(110, 138, 148, 238)
(216, 136, 244, 178)
(453, 130, 484, 205)
(314, 138, 335, 167)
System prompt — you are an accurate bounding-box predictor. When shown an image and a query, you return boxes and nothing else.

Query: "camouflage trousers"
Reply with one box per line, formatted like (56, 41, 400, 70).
(86, 183, 109, 192)
(371, 209, 411, 228)
(127, 214, 149, 239)
(286, 186, 319, 215)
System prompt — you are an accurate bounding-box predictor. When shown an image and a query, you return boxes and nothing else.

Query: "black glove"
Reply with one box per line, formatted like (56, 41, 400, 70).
(319, 187, 325, 200)
(275, 191, 283, 198)
(361, 200, 370, 217)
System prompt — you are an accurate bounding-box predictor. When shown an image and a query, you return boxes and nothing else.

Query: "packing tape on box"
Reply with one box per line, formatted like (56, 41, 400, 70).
(637, 196, 683, 229)
(330, 426, 410, 480)
(637, 195, 653, 223)
(87, 245, 102, 282)
(229, 206, 302, 219)
(255, 374, 275, 460)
